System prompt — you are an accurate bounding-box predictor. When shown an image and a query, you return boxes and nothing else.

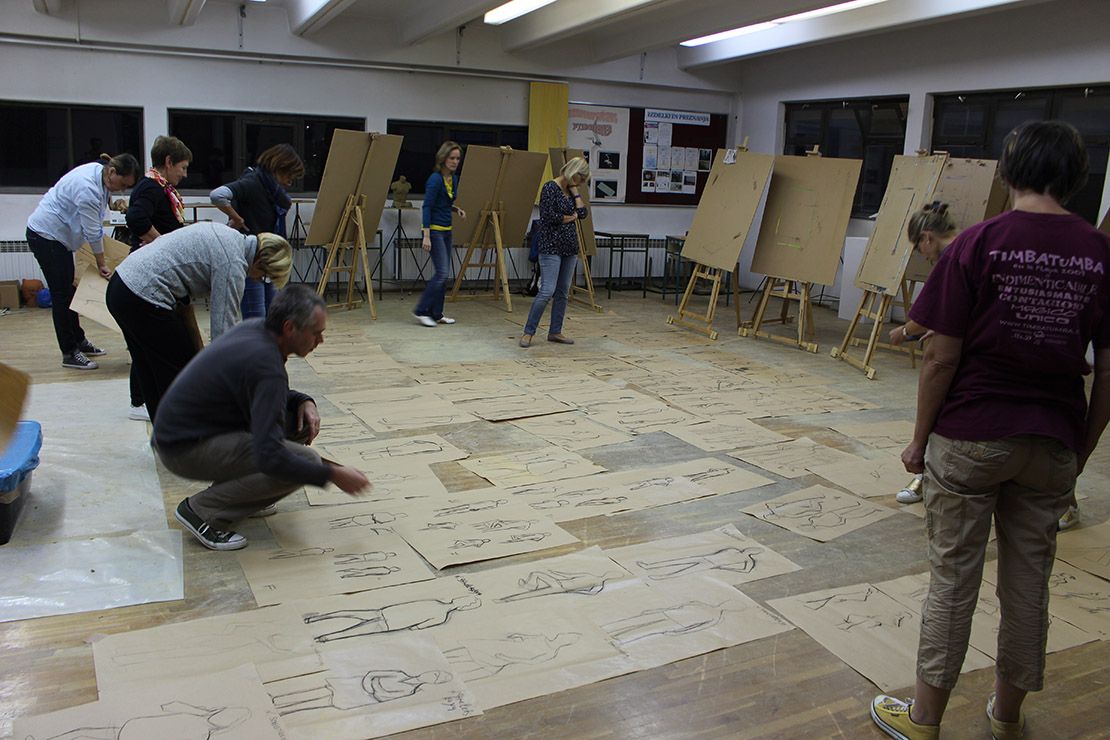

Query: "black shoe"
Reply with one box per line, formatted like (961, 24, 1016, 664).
(61, 350, 99, 370)
(174, 499, 247, 551)
(77, 340, 106, 356)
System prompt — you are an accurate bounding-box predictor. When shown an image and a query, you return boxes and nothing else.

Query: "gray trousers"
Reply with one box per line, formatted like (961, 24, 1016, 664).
(156, 430, 320, 529)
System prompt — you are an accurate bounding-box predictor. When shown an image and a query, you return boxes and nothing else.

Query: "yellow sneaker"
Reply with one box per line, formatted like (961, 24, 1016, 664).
(986, 693, 1024, 740)
(1058, 505, 1080, 531)
(870, 695, 940, 740)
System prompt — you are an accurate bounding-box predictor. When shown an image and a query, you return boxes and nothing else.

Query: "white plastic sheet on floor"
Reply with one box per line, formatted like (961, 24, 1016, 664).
(0, 379, 182, 621)
(0, 531, 183, 622)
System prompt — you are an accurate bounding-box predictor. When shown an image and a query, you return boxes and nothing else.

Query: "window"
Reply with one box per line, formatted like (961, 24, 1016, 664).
(0, 101, 143, 189)
(932, 85, 1110, 224)
(386, 120, 529, 195)
(168, 110, 365, 193)
(783, 97, 909, 217)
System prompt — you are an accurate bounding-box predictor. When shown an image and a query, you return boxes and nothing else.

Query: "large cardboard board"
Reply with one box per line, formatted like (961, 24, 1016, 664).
(855, 154, 947, 295)
(904, 157, 1007, 282)
(75, 234, 130, 276)
(453, 146, 548, 250)
(549, 147, 597, 257)
(749, 154, 861, 285)
(306, 131, 402, 246)
(0, 363, 30, 453)
(71, 264, 120, 333)
(680, 149, 775, 272)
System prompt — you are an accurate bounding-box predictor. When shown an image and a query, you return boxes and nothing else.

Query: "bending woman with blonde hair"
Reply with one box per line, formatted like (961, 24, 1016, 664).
(520, 157, 590, 347)
(414, 140, 466, 327)
(106, 222, 292, 421)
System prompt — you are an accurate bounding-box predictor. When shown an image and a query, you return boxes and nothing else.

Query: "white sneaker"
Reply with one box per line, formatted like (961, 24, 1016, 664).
(129, 404, 150, 421)
(437, 316, 457, 325)
(896, 473, 924, 504)
(250, 503, 279, 518)
(1058, 505, 1080, 531)
(413, 312, 436, 327)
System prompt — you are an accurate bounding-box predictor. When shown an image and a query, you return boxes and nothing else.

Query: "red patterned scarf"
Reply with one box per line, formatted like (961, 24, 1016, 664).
(146, 168, 186, 224)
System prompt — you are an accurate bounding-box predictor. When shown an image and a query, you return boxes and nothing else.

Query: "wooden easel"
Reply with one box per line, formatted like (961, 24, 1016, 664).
(851, 277, 921, 367)
(666, 262, 741, 340)
(740, 278, 818, 352)
(315, 193, 376, 318)
(450, 148, 513, 312)
(829, 286, 892, 379)
(569, 220, 602, 312)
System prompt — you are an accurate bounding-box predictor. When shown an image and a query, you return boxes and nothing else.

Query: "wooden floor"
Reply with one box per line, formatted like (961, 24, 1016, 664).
(2, 287, 1108, 739)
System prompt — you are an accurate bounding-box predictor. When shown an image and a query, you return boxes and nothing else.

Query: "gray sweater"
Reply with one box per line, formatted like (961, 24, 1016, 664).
(114, 222, 257, 340)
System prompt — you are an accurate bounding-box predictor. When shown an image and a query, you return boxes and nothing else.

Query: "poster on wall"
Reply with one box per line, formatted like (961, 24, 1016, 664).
(642, 109, 710, 197)
(569, 103, 630, 202)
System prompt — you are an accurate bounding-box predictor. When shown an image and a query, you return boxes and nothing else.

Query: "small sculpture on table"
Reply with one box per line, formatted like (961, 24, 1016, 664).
(389, 175, 412, 209)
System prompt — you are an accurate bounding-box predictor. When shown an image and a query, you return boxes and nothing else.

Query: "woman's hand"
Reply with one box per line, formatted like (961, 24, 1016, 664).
(98, 264, 113, 279)
(227, 213, 247, 232)
(901, 440, 926, 474)
(454, 207, 466, 220)
(889, 325, 908, 346)
(422, 238, 432, 252)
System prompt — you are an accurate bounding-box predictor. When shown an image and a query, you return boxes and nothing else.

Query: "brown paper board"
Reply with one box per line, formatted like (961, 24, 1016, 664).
(0, 280, 18, 309)
(70, 264, 120, 333)
(75, 234, 130, 277)
(0, 362, 30, 453)
(855, 154, 947, 295)
(750, 154, 861, 285)
(307, 131, 403, 246)
(680, 149, 775, 272)
(903, 157, 1007, 282)
(549, 147, 597, 257)
(453, 146, 548, 250)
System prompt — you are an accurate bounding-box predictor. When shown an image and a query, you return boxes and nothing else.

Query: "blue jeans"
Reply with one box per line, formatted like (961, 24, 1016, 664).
(241, 277, 275, 319)
(525, 252, 577, 336)
(415, 230, 451, 320)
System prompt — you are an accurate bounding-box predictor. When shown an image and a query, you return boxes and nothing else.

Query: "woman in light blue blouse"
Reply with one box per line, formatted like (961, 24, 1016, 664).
(520, 157, 590, 348)
(414, 141, 466, 327)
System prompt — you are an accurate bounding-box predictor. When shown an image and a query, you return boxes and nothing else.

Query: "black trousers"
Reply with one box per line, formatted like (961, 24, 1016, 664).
(26, 228, 86, 355)
(105, 274, 198, 421)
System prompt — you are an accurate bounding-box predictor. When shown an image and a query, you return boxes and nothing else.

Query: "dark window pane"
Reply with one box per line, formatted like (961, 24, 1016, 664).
(387, 120, 529, 194)
(826, 108, 864, 159)
(785, 107, 822, 153)
(936, 101, 987, 139)
(870, 105, 905, 136)
(169, 112, 235, 190)
(988, 97, 1050, 158)
(858, 142, 900, 216)
(1056, 91, 1110, 138)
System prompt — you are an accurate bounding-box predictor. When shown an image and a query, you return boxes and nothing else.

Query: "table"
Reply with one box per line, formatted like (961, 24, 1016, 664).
(595, 230, 650, 299)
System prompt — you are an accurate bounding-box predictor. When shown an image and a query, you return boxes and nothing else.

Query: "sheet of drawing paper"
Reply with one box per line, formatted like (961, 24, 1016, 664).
(292, 576, 487, 647)
(730, 437, 860, 478)
(659, 390, 761, 422)
(459, 446, 606, 488)
(264, 635, 480, 739)
(304, 345, 402, 376)
(809, 453, 912, 498)
(662, 457, 775, 495)
(605, 524, 800, 587)
(740, 485, 895, 542)
(584, 574, 793, 672)
(455, 391, 572, 422)
(237, 532, 436, 607)
(394, 498, 579, 569)
(985, 559, 1110, 639)
(512, 372, 618, 400)
(403, 363, 484, 384)
(432, 602, 628, 710)
(321, 434, 468, 467)
(741, 386, 877, 418)
(1055, 519, 1110, 581)
(0, 362, 29, 452)
(305, 461, 448, 506)
(92, 603, 317, 692)
(353, 398, 479, 433)
(307, 414, 375, 448)
(664, 418, 792, 452)
(828, 420, 916, 450)
(17, 665, 287, 740)
(770, 583, 951, 691)
(587, 398, 705, 434)
(634, 368, 760, 397)
(460, 546, 634, 605)
(71, 264, 121, 332)
(511, 412, 634, 451)
(74, 234, 129, 275)
(267, 502, 415, 549)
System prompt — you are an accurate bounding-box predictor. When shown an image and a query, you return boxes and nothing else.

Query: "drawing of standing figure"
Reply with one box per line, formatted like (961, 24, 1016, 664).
(271, 669, 452, 714)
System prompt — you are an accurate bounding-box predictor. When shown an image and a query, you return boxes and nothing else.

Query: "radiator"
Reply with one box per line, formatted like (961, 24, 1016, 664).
(0, 243, 43, 282)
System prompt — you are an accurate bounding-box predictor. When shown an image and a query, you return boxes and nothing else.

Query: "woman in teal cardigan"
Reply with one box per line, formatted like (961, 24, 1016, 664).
(414, 141, 466, 326)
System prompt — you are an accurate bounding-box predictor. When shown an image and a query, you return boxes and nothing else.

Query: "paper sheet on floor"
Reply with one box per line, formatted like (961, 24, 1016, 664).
(740, 485, 895, 542)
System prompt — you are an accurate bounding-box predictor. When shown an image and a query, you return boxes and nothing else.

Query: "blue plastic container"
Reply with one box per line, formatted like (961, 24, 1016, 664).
(0, 421, 42, 545)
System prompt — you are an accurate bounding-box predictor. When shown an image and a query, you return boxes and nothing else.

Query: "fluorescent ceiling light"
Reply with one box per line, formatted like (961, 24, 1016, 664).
(681, 0, 887, 47)
(485, 0, 557, 25)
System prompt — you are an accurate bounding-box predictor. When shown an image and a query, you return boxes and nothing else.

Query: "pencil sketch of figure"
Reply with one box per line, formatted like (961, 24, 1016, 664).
(442, 632, 581, 679)
(758, 496, 874, 529)
(270, 547, 335, 559)
(329, 512, 406, 529)
(433, 500, 508, 517)
(271, 669, 452, 715)
(1066, 546, 1110, 567)
(421, 521, 459, 531)
(602, 600, 728, 645)
(504, 532, 550, 544)
(356, 439, 446, 461)
(333, 551, 395, 565)
(304, 595, 482, 643)
(108, 624, 298, 666)
(628, 476, 675, 491)
(40, 702, 250, 740)
(376, 413, 463, 428)
(500, 568, 625, 602)
(336, 565, 400, 579)
(450, 538, 491, 549)
(474, 518, 535, 532)
(634, 546, 764, 580)
(685, 466, 735, 484)
(838, 611, 913, 631)
(1056, 590, 1110, 613)
(803, 587, 878, 611)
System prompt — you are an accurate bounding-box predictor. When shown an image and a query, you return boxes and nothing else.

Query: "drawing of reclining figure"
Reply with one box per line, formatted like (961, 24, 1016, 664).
(500, 567, 627, 602)
(270, 668, 452, 715)
(443, 632, 581, 679)
(304, 595, 482, 643)
(41, 702, 250, 740)
(602, 600, 730, 645)
(634, 546, 764, 580)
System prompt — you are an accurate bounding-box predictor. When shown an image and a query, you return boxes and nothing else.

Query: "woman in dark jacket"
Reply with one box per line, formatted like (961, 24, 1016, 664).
(209, 143, 304, 318)
(414, 140, 466, 327)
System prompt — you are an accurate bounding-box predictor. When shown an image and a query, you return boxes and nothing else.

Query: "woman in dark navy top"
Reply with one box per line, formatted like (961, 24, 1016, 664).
(415, 141, 466, 326)
(520, 157, 590, 347)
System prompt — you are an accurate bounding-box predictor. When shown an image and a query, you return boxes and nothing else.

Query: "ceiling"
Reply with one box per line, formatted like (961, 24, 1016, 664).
(121, 0, 1055, 70)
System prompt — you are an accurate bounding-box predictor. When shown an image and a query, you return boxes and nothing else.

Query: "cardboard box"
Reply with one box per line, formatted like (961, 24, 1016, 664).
(0, 280, 18, 310)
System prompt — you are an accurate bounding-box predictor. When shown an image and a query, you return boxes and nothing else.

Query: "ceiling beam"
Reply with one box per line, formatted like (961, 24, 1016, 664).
(287, 0, 359, 36)
(498, 0, 669, 52)
(167, 0, 206, 26)
(31, 0, 64, 15)
(398, 0, 503, 46)
(676, 0, 1043, 68)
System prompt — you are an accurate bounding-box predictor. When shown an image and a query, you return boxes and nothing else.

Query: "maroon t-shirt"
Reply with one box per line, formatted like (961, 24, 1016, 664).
(909, 210, 1110, 451)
